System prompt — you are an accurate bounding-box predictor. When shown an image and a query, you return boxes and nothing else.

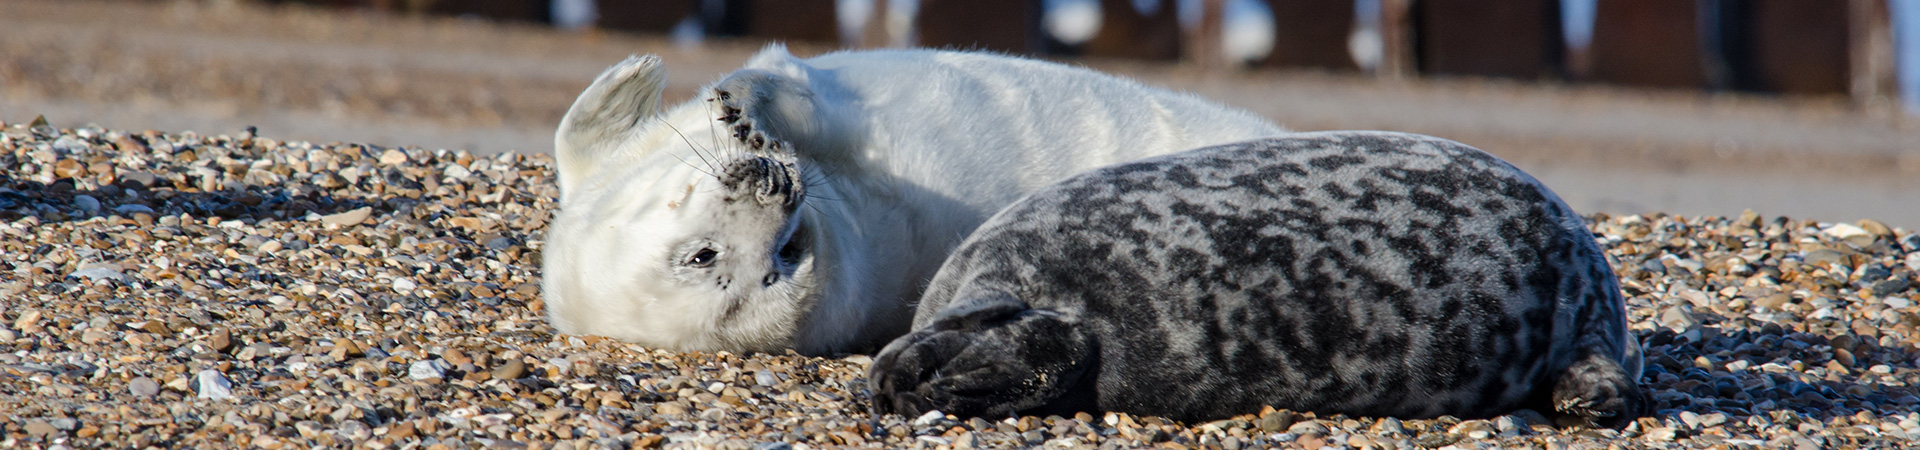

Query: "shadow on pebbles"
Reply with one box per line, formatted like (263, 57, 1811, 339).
(2, 120, 1920, 449)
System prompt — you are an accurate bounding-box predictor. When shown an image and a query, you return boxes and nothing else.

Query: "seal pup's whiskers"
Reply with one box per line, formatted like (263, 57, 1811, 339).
(655, 117, 719, 178)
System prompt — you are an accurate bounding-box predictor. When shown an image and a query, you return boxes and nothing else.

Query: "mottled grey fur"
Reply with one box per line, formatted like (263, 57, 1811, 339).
(867, 132, 1647, 425)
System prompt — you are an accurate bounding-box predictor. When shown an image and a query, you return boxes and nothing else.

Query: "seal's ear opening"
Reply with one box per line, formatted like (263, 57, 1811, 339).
(555, 55, 668, 198)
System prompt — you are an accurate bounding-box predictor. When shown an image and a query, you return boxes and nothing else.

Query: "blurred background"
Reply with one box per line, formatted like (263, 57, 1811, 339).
(1, 0, 1917, 227)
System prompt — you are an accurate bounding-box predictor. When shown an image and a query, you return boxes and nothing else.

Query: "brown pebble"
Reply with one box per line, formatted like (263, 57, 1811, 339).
(443, 348, 471, 366)
(137, 320, 167, 335)
(334, 338, 362, 357)
(321, 207, 373, 227)
(24, 420, 56, 437)
(114, 135, 148, 153)
(387, 421, 415, 439)
(491, 358, 527, 380)
(54, 159, 85, 178)
(209, 327, 233, 353)
(1298, 434, 1326, 450)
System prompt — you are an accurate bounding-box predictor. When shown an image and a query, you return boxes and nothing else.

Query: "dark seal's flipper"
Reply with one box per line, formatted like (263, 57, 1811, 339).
(868, 292, 1096, 418)
(1549, 346, 1650, 428)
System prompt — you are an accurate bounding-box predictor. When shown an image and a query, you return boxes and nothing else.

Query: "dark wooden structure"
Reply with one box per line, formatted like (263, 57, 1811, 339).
(1414, 0, 1562, 79)
(1726, 0, 1851, 95)
(424, 0, 550, 23)
(1257, 0, 1359, 71)
(1079, 0, 1183, 60)
(595, 0, 695, 33)
(1587, 0, 1713, 89)
(741, 0, 839, 42)
(916, 0, 1042, 53)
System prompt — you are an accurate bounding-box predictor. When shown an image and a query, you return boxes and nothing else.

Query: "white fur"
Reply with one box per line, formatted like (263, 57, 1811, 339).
(544, 46, 1285, 355)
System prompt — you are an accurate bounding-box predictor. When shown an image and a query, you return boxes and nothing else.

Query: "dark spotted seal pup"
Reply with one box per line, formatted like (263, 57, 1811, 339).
(867, 131, 1647, 426)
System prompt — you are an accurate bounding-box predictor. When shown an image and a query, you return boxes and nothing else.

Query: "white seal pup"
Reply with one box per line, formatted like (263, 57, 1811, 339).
(542, 46, 1284, 355)
(868, 132, 1648, 426)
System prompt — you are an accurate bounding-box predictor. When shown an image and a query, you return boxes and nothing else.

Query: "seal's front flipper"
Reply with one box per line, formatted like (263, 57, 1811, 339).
(711, 69, 813, 153)
(867, 292, 1095, 419)
(709, 46, 864, 164)
(1548, 352, 1650, 429)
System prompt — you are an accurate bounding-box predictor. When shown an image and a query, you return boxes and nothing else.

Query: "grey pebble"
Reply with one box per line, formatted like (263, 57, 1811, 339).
(338, 421, 373, 441)
(1287, 421, 1329, 435)
(1493, 415, 1528, 436)
(911, 410, 946, 427)
(128, 377, 159, 398)
(486, 236, 517, 251)
(72, 195, 100, 213)
(409, 359, 450, 380)
(195, 369, 234, 400)
(68, 266, 126, 282)
(112, 204, 155, 214)
(117, 171, 160, 188)
(52, 135, 88, 153)
(1258, 412, 1298, 433)
(1872, 277, 1912, 296)
(1639, 259, 1666, 275)
(1802, 249, 1848, 266)
(1659, 306, 1699, 330)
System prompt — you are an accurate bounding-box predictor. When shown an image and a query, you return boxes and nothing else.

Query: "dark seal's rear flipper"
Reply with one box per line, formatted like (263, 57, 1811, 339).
(867, 292, 1095, 418)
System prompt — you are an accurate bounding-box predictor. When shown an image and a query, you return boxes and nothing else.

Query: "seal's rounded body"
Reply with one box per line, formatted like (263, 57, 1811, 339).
(869, 132, 1647, 425)
(543, 47, 1284, 355)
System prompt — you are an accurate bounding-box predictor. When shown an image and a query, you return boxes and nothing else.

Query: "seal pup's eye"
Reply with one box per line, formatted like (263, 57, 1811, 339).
(777, 239, 804, 265)
(687, 248, 719, 268)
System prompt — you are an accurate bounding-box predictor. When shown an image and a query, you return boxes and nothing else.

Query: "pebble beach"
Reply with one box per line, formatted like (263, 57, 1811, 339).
(2, 120, 1919, 450)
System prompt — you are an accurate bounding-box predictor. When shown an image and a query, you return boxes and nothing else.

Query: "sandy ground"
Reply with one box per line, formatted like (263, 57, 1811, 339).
(2, 0, 1917, 228)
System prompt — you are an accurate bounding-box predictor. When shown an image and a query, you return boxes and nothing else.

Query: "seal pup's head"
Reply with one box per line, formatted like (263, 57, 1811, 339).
(542, 55, 825, 353)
